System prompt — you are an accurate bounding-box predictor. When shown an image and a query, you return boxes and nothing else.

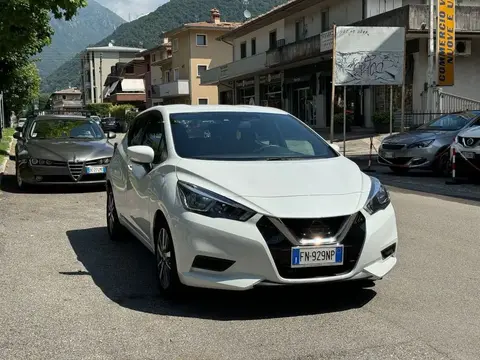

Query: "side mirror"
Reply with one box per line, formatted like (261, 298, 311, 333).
(15, 126, 23, 132)
(107, 131, 116, 139)
(127, 145, 154, 164)
(13, 132, 21, 140)
(330, 143, 340, 152)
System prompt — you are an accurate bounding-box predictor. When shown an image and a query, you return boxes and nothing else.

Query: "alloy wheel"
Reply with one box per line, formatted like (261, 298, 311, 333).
(15, 163, 23, 188)
(156, 228, 172, 290)
(107, 190, 116, 236)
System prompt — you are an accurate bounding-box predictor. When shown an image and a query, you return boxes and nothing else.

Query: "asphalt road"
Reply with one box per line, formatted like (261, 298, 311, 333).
(1, 139, 480, 359)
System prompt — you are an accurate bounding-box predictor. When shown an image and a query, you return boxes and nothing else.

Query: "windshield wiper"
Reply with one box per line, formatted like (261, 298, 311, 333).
(265, 157, 305, 161)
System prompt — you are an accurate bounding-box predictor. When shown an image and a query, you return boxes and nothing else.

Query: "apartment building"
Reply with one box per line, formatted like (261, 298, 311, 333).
(103, 58, 147, 108)
(80, 43, 145, 105)
(202, 0, 480, 128)
(139, 8, 239, 106)
(50, 88, 83, 112)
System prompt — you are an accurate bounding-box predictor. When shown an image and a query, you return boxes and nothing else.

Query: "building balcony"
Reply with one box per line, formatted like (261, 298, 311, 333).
(151, 80, 189, 98)
(266, 34, 328, 68)
(201, 53, 267, 85)
(109, 93, 146, 104)
(352, 4, 480, 33)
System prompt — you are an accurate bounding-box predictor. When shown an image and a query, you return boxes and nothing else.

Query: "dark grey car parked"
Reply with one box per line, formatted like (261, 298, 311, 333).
(13, 115, 116, 190)
(378, 110, 480, 175)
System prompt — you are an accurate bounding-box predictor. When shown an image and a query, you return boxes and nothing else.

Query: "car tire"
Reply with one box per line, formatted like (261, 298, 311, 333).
(15, 162, 29, 191)
(389, 166, 410, 175)
(433, 149, 451, 177)
(106, 186, 126, 241)
(154, 217, 184, 298)
(121, 122, 128, 133)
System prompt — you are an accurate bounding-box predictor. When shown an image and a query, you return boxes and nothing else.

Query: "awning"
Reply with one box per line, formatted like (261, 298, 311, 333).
(104, 80, 119, 98)
(121, 78, 145, 92)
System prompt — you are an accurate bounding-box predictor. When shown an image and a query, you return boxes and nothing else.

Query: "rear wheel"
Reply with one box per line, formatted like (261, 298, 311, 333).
(389, 166, 410, 175)
(106, 186, 126, 241)
(154, 218, 183, 298)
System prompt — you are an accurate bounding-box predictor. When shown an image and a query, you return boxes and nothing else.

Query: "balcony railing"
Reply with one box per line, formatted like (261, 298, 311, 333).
(266, 34, 322, 68)
(151, 80, 189, 98)
(201, 53, 267, 84)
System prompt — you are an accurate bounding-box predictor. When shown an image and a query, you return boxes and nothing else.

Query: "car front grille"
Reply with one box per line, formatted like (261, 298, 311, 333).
(381, 143, 405, 150)
(68, 161, 84, 180)
(256, 213, 366, 279)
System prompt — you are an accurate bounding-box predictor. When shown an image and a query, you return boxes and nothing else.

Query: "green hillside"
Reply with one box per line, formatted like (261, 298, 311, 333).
(36, 0, 125, 79)
(41, 0, 286, 92)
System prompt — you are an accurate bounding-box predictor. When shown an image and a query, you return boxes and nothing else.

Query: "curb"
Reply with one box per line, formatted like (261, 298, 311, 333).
(0, 137, 14, 184)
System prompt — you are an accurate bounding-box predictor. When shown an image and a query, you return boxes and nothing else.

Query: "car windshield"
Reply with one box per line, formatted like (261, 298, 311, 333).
(29, 119, 105, 140)
(418, 112, 479, 131)
(169, 112, 338, 160)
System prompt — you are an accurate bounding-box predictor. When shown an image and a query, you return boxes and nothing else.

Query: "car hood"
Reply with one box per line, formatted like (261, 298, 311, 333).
(383, 130, 451, 144)
(458, 126, 480, 138)
(25, 139, 114, 161)
(175, 157, 371, 218)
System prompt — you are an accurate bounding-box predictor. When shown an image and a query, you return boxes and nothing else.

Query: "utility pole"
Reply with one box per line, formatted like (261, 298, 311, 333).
(99, 52, 103, 103)
(426, 0, 435, 113)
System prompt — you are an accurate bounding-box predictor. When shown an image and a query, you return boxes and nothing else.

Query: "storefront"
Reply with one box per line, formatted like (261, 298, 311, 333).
(284, 67, 318, 126)
(235, 78, 255, 105)
(259, 72, 282, 109)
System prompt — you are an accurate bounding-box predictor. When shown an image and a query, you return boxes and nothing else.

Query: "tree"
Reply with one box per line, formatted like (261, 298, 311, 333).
(3, 62, 41, 124)
(0, 0, 87, 62)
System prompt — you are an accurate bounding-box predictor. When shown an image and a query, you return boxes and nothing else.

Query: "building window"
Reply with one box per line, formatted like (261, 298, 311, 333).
(125, 65, 134, 74)
(362, 0, 367, 19)
(197, 64, 208, 77)
(165, 70, 170, 82)
(196, 34, 207, 46)
(321, 10, 329, 32)
(147, 63, 150, 72)
(198, 98, 208, 105)
(172, 38, 179, 52)
(295, 18, 305, 41)
(240, 42, 247, 58)
(173, 68, 179, 81)
(251, 38, 256, 55)
(269, 30, 277, 50)
(152, 54, 156, 62)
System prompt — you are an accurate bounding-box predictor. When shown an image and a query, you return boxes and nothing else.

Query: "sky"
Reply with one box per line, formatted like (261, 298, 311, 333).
(96, 0, 168, 21)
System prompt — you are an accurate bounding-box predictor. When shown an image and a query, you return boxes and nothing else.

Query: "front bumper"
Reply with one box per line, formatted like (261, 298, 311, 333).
(18, 160, 108, 185)
(170, 205, 398, 290)
(453, 146, 480, 178)
(377, 145, 438, 169)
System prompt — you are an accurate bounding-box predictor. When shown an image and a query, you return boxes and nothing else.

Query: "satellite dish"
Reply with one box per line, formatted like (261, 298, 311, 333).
(243, 9, 251, 19)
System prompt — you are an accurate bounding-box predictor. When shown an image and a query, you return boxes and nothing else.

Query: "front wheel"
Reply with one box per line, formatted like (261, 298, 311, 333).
(155, 220, 184, 298)
(15, 162, 29, 191)
(106, 186, 126, 241)
(433, 150, 451, 177)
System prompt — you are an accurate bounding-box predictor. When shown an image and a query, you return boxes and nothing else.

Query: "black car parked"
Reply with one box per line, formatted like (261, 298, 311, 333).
(101, 117, 129, 133)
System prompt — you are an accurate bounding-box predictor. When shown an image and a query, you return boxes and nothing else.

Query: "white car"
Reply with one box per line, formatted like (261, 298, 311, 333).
(452, 126, 480, 178)
(106, 105, 398, 296)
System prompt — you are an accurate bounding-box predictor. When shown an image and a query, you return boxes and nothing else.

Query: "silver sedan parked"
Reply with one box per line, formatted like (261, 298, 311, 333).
(378, 110, 480, 175)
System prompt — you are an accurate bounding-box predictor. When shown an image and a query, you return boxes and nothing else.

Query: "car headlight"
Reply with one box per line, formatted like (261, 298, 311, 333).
(407, 139, 434, 149)
(364, 177, 390, 215)
(30, 158, 56, 166)
(30, 158, 39, 165)
(177, 181, 256, 221)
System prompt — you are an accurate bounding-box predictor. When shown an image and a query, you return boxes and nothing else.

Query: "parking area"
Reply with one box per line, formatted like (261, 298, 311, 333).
(1, 138, 480, 359)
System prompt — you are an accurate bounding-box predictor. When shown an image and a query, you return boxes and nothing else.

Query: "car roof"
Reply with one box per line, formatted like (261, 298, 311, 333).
(146, 104, 289, 116)
(34, 115, 89, 120)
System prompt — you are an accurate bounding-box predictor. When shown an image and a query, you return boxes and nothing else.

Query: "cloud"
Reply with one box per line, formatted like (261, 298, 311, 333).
(96, 0, 168, 20)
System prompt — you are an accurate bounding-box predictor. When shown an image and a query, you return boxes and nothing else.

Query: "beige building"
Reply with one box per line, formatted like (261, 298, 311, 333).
(50, 88, 83, 112)
(144, 8, 239, 106)
(80, 44, 145, 105)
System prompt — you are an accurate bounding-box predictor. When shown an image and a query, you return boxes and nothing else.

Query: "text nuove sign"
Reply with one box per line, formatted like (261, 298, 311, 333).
(436, 0, 455, 86)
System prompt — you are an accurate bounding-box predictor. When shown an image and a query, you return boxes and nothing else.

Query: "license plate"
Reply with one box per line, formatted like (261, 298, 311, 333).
(462, 151, 475, 159)
(291, 245, 344, 268)
(384, 151, 395, 158)
(85, 166, 106, 174)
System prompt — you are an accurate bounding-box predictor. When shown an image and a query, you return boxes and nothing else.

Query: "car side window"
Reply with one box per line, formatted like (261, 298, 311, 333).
(142, 112, 167, 163)
(128, 115, 148, 146)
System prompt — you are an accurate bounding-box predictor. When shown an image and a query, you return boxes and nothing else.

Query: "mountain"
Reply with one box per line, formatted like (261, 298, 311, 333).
(36, 0, 125, 79)
(41, 0, 287, 93)
(96, 0, 167, 20)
